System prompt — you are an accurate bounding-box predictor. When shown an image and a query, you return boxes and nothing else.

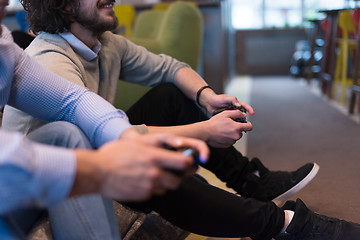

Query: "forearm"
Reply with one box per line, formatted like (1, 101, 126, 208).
(174, 67, 214, 102)
(147, 123, 209, 142)
(7, 49, 133, 147)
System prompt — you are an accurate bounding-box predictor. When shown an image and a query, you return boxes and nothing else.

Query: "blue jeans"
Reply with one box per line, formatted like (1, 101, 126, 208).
(0, 121, 121, 240)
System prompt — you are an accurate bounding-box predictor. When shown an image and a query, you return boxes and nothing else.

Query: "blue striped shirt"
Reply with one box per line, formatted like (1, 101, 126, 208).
(0, 25, 133, 214)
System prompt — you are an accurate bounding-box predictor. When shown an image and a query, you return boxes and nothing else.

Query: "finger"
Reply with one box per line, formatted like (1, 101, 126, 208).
(151, 147, 194, 171)
(177, 138, 209, 165)
(184, 165, 198, 176)
(158, 170, 184, 190)
(152, 185, 168, 196)
(161, 136, 209, 164)
(145, 167, 171, 196)
(240, 121, 253, 132)
(225, 109, 247, 119)
(239, 102, 254, 115)
(231, 97, 241, 107)
(213, 95, 237, 108)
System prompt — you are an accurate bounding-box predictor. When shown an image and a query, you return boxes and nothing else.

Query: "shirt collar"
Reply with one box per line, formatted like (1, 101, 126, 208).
(0, 24, 13, 41)
(59, 31, 101, 61)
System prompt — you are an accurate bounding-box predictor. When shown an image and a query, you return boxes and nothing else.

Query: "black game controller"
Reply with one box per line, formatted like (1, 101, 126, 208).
(212, 105, 247, 123)
(163, 146, 200, 177)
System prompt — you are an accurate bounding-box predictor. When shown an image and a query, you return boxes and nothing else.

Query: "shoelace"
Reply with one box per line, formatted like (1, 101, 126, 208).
(297, 213, 339, 239)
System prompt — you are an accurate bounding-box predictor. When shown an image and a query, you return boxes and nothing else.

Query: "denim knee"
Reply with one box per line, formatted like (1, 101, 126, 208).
(27, 121, 93, 149)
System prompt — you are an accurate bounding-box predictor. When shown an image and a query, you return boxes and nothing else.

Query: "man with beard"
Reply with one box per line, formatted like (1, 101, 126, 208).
(0, 0, 209, 238)
(6, 0, 319, 206)
(6, 1, 356, 240)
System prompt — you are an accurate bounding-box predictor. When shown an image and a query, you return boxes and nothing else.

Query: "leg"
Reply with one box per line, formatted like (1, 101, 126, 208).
(27, 121, 121, 240)
(27, 121, 283, 240)
(126, 83, 319, 204)
(27, 121, 93, 149)
(49, 195, 120, 240)
(124, 175, 285, 240)
(0, 216, 23, 240)
(0, 121, 87, 239)
(0, 209, 43, 240)
(126, 83, 208, 126)
(125, 175, 360, 240)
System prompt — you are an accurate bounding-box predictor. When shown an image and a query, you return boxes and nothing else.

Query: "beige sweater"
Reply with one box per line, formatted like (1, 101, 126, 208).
(3, 31, 188, 135)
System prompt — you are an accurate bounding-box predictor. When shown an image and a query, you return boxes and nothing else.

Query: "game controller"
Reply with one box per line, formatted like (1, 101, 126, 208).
(163, 146, 200, 177)
(182, 148, 200, 167)
(212, 105, 247, 123)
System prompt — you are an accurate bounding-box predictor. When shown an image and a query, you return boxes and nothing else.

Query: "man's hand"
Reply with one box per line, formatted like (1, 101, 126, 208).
(71, 133, 209, 201)
(197, 87, 254, 116)
(204, 110, 253, 148)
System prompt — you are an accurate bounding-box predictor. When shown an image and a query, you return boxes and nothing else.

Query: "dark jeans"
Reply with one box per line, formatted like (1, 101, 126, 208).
(124, 83, 284, 240)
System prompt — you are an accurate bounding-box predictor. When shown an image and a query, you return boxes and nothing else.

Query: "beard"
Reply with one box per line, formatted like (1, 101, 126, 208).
(73, 3, 118, 34)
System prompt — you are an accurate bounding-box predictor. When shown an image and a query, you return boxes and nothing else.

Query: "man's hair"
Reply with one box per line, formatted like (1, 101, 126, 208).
(20, 0, 79, 34)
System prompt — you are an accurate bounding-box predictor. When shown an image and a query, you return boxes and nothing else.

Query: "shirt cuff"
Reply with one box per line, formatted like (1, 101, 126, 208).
(96, 117, 133, 147)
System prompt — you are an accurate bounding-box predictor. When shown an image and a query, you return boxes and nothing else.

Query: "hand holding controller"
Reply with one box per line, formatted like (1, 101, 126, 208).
(212, 105, 247, 123)
(164, 147, 200, 177)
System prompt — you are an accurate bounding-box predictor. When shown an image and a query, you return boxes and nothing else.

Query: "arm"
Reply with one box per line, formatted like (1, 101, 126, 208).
(174, 67, 255, 115)
(120, 37, 189, 86)
(0, 30, 76, 214)
(144, 68, 254, 147)
(120, 36, 253, 116)
(70, 133, 209, 201)
(2, 32, 89, 135)
(5, 41, 133, 147)
(147, 110, 252, 148)
(0, 129, 208, 214)
(118, 39, 254, 146)
(0, 34, 209, 213)
(0, 29, 129, 213)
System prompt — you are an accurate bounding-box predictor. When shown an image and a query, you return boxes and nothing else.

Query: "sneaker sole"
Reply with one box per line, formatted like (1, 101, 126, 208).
(272, 163, 319, 206)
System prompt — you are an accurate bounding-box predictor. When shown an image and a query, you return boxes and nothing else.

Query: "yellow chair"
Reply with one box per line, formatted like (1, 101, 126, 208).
(113, 4, 136, 38)
(152, 3, 170, 11)
(332, 10, 357, 104)
(152, 1, 197, 11)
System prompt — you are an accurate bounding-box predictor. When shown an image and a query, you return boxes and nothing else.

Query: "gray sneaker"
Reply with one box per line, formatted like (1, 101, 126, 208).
(275, 199, 360, 240)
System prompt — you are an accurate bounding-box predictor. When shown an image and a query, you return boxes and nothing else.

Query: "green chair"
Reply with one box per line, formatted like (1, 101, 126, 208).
(131, 1, 203, 71)
(114, 1, 203, 111)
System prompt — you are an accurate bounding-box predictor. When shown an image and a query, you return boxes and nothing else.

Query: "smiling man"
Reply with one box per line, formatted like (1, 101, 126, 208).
(5, 0, 320, 207)
(3, 1, 359, 240)
(0, 0, 211, 239)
